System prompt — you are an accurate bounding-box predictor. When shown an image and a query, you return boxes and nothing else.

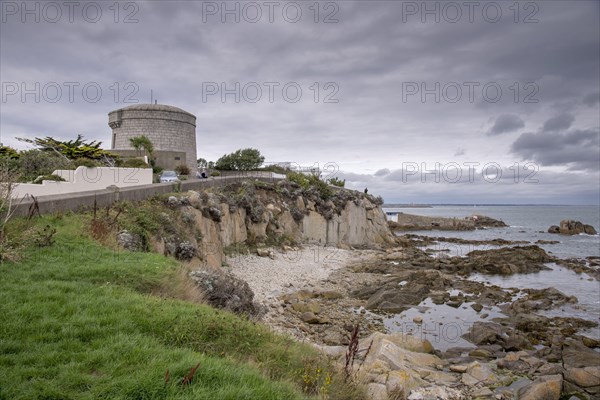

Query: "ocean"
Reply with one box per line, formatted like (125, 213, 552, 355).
(382, 205, 600, 349)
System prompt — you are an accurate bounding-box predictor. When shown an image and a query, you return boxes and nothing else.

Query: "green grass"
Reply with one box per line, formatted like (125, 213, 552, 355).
(0, 214, 356, 400)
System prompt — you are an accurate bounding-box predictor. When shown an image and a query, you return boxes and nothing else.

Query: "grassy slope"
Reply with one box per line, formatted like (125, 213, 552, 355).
(0, 214, 351, 400)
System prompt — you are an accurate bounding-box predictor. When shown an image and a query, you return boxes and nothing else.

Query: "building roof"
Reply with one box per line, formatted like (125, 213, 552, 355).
(111, 103, 196, 117)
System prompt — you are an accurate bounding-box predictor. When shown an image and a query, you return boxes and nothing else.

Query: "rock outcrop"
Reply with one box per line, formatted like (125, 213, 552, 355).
(183, 181, 396, 268)
(351, 332, 463, 399)
(389, 213, 507, 231)
(548, 220, 597, 235)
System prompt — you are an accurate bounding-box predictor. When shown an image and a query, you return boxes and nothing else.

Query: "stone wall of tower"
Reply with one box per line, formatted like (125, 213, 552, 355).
(109, 107, 197, 172)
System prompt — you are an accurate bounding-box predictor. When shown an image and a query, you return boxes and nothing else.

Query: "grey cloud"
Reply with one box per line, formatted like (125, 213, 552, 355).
(542, 113, 575, 132)
(511, 128, 600, 171)
(341, 168, 599, 205)
(488, 114, 525, 136)
(583, 92, 600, 107)
(1, 0, 599, 204)
(374, 168, 390, 176)
(454, 148, 466, 157)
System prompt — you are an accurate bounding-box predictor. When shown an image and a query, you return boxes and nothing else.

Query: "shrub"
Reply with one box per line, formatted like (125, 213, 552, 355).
(308, 175, 333, 200)
(17, 150, 72, 182)
(73, 157, 100, 168)
(286, 171, 310, 189)
(122, 158, 149, 168)
(328, 177, 345, 187)
(210, 171, 221, 177)
(372, 195, 384, 206)
(175, 164, 191, 176)
(32, 174, 66, 184)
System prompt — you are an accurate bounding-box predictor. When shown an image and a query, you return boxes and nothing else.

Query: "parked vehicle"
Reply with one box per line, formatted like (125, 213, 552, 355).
(159, 170, 180, 183)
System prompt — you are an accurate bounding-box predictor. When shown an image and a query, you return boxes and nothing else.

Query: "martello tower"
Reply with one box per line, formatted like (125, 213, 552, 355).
(108, 104, 197, 172)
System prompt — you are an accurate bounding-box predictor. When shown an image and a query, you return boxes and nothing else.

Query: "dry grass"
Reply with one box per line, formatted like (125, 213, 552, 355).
(153, 261, 206, 304)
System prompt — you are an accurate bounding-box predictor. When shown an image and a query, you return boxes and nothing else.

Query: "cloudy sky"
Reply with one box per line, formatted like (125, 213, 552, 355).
(1, 0, 599, 204)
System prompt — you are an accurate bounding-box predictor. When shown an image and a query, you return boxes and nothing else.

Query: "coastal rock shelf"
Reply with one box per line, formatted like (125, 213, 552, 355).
(224, 230, 599, 399)
(389, 213, 507, 231)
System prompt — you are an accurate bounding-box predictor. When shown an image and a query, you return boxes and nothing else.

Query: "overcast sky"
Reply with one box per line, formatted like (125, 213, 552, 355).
(1, 0, 599, 204)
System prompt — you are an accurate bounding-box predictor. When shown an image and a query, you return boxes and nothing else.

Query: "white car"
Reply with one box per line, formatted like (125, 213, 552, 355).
(159, 170, 180, 183)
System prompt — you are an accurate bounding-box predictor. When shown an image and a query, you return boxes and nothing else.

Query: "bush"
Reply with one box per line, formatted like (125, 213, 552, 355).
(372, 195, 384, 206)
(175, 164, 191, 176)
(17, 150, 72, 182)
(32, 174, 66, 184)
(328, 177, 345, 187)
(286, 171, 310, 189)
(210, 171, 221, 177)
(152, 165, 164, 174)
(72, 157, 100, 168)
(122, 158, 150, 168)
(308, 175, 333, 200)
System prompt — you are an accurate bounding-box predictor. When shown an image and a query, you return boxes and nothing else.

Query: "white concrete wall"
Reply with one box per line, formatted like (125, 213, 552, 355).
(12, 166, 153, 198)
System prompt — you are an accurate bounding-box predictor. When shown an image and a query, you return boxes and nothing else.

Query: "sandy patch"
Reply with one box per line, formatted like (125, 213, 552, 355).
(225, 245, 355, 303)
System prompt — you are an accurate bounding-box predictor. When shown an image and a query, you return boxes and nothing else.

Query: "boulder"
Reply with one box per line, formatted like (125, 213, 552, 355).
(359, 333, 439, 379)
(564, 366, 600, 388)
(186, 190, 202, 208)
(117, 230, 144, 251)
(370, 332, 435, 354)
(175, 241, 197, 261)
(256, 248, 274, 258)
(469, 349, 494, 359)
(190, 269, 257, 315)
(462, 322, 503, 346)
(385, 370, 423, 398)
(562, 338, 600, 369)
(367, 383, 389, 400)
(548, 225, 560, 234)
(551, 220, 598, 235)
(300, 312, 320, 324)
(449, 365, 468, 373)
(517, 374, 562, 400)
(460, 245, 555, 275)
(464, 361, 497, 385)
(364, 284, 429, 312)
(291, 301, 321, 314)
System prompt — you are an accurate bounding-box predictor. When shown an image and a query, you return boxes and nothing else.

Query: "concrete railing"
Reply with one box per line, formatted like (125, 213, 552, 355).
(10, 172, 286, 217)
(12, 167, 153, 198)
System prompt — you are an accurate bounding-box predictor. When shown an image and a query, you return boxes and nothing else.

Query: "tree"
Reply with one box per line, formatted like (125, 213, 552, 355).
(18, 135, 117, 162)
(129, 137, 144, 156)
(129, 135, 154, 158)
(0, 146, 19, 160)
(215, 148, 265, 171)
(197, 158, 208, 169)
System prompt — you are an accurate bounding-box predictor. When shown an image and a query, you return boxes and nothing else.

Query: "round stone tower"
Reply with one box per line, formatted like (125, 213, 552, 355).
(108, 103, 197, 172)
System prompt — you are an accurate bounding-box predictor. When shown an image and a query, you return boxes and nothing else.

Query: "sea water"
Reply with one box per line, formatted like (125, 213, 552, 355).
(383, 205, 600, 350)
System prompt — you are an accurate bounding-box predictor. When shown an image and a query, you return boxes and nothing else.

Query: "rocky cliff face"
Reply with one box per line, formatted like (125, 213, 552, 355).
(177, 181, 395, 268)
